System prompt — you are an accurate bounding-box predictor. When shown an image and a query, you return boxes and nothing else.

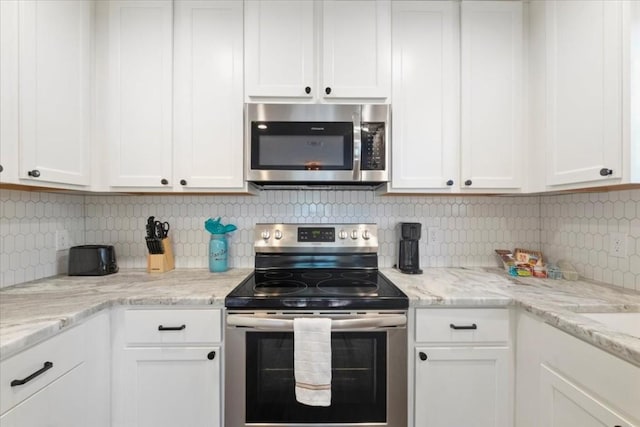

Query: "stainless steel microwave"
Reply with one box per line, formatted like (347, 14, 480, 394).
(246, 104, 389, 187)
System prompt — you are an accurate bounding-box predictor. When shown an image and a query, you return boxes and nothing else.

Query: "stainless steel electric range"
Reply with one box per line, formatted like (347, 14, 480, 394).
(225, 223, 408, 427)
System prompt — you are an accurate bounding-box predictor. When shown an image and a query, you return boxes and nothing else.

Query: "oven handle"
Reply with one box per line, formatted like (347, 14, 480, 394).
(226, 314, 406, 330)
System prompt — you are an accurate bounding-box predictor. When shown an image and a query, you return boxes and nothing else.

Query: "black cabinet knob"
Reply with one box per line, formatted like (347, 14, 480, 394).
(207, 351, 216, 360)
(180, 179, 187, 186)
(419, 352, 428, 361)
(0, 165, 3, 173)
(305, 86, 311, 94)
(446, 179, 454, 186)
(464, 179, 472, 186)
(600, 168, 613, 176)
(161, 178, 168, 185)
(28, 169, 40, 178)
(325, 87, 332, 95)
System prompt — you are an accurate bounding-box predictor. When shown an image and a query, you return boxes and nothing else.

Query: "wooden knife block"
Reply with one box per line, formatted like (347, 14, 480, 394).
(147, 237, 175, 273)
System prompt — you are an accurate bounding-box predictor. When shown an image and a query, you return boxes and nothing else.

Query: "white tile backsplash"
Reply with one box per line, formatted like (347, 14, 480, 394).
(540, 189, 640, 291)
(1, 189, 85, 288)
(83, 191, 540, 271)
(1, 187, 638, 291)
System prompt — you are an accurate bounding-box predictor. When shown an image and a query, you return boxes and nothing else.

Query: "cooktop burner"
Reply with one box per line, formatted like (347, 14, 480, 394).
(226, 269, 407, 309)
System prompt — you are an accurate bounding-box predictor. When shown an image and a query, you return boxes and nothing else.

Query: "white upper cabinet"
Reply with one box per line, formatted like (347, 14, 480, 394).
(390, 0, 523, 193)
(244, 0, 391, 103)
(321, 0, 390, 100)
(244, 0, 315, 100)
(460, 0, 523, 191)
(173, 0, 244, 190)
(390, 1, 459, 190)
(107, 0, 173, 189)
(0, 0, 19, 184)
(542, 1, 624, 187)
(18, 0, 92, 187)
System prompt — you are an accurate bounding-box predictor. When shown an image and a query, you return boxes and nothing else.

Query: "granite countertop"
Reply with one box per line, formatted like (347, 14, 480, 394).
(1, 267, 639, 367)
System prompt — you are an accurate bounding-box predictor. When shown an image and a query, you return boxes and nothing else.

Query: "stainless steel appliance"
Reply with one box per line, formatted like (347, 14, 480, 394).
(225, 223, 408, 427)
(246, 104, 389, 188)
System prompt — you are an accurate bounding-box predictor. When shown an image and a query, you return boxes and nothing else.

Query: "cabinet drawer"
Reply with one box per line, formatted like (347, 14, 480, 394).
(415, 308, 509, 343)
(0, 324, 84, 414)
(124, 309, 221, 345)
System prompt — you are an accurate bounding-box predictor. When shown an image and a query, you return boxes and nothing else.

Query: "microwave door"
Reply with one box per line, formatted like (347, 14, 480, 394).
(249, 121, 358, 182)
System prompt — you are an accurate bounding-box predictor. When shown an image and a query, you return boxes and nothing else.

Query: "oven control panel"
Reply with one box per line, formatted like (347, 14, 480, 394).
(298, 227, 335, 242)
(255, 223, 378, 253)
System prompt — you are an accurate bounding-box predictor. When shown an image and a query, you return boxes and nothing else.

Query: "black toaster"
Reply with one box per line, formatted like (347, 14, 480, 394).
(68, 245, 119, 276)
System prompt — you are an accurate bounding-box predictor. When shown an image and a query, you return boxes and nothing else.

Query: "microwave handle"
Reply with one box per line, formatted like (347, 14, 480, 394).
(352, 109, 362, 181)
(226, 314, 406, 331)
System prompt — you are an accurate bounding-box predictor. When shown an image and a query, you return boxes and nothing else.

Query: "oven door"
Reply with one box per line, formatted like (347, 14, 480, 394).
(225, 312, 407, 427)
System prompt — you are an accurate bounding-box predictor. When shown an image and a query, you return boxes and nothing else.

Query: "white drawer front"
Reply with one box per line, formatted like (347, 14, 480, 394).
(415, 308, 509, 343)
(124, 309, 221, 345)
(0, 324, 84, 414)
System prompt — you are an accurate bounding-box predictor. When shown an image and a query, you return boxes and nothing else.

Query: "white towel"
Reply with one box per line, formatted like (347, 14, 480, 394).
(293, 317, 332, 406)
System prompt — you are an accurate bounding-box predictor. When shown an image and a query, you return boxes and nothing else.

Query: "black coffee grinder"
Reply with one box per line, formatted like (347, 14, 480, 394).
(398, 222, 423, 274)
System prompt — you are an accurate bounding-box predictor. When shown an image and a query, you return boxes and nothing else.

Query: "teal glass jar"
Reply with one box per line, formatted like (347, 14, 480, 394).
(209, 234, 228, 272)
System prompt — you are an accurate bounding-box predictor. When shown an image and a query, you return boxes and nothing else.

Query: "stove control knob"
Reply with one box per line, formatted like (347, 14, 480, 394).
(350, 230, 359, 240)
(261, 230, 270, 240)
(362, 230, 371, 240)
(338, 230, 348, 240)
(274, 230, 283, 240)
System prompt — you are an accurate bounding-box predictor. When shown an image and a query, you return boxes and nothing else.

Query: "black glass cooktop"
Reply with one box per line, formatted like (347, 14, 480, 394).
(225, 269, 408, 310)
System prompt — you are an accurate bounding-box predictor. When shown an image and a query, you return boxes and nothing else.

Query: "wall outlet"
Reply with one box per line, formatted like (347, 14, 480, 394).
(609, 232, 627, 258)
(56, 230, 70, 251)
(427, 227, 442, 245)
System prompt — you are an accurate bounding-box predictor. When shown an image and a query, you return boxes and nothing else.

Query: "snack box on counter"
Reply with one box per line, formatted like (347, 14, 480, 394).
(495, 249, 579, 280)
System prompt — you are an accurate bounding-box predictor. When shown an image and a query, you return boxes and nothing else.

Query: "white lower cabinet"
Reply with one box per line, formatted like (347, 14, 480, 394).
(118, 347, 220, 427)
(0, 363, 87, 427)
(412, 308, 513, 427)
(0, 312, 110, 427)
(414, 346, 510, 427)
(539, 364, 636, 427)
(112, 307, 222, 427)
(515, 311, 640, 427)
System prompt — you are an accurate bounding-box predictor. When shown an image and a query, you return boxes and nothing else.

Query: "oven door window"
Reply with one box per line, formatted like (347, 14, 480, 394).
(246, 331, 386, 424)
(251, 122, 353, 170)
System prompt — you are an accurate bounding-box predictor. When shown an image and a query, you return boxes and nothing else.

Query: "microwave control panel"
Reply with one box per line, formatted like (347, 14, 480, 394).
(360, 123, 385, 170)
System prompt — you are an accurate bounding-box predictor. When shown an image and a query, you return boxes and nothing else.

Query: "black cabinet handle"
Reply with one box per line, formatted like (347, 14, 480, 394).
(11, 361, 53, 387)
(207, 351, 216, 360)
(28, 169, 40, 178)
(305, 86, 311, 94)
(600, 168, 613, 176)
(446, 179, 454, 186)
(450, 323, 477, 330)
(325, 87, 332, 95)
(158, 324, 186, 331)
(419, 352, 428, 361)
(180, 179, 187, 186)
(464, 179, 472, 186)
(160, 178, 169, 185)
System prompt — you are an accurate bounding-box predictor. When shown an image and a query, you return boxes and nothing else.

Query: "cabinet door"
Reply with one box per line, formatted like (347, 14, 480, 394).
(322, 0, 391, 100)
(414, 347, 511, 427)
(0, 363, 87, 427)
(117, 347, 221, 427)
(18, 0, 92, 186)
(390, 1, 458, 190)
(174, 1, 244, 189)
(107, 0, 173, 188)
(539, 364, 637, 427)
(0, 0, 19, 184)
(244, 0, 314, 100)
(460, 1, 523, 190)
(545, 1, 623, 186)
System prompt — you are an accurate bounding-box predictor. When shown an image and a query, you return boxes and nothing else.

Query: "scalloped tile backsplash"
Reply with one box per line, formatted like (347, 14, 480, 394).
(1, 188, 638, 291)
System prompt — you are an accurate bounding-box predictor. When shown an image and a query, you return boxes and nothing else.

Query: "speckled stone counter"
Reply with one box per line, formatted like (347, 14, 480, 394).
(1, 267, 639, 367)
